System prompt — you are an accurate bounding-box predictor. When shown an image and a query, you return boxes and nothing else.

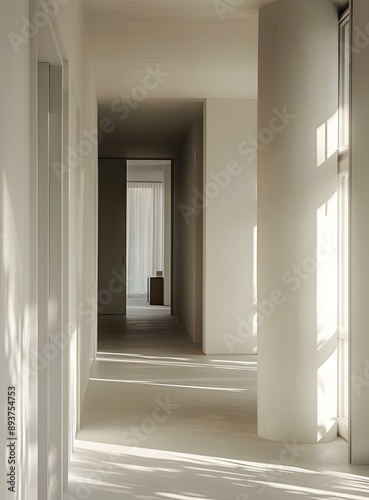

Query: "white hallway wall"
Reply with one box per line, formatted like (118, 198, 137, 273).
(173, 111, 203, 343)
(0, 2, 36, 499)
(54, 0, 98, 423)
(204, 99, 257, 354)
(0, 0, 98, 498)
(350, 0, 369, 464)
(45, 1, 98, 483)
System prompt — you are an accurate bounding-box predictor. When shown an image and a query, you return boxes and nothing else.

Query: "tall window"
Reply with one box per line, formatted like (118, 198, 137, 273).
(126, 182, 164, 297)
(338, 171, 349, 426)
(337, 10, 350, 440)
(339, 13, 350, 152)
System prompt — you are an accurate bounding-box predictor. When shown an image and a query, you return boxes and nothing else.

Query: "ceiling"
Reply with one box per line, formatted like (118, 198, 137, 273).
(98, 99, 203, 158)
(84, 0, 265, 102)
(84, 0, 348, 158)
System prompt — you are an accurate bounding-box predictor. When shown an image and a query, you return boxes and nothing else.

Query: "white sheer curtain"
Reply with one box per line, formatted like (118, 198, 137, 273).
(127, 182, 164, 297)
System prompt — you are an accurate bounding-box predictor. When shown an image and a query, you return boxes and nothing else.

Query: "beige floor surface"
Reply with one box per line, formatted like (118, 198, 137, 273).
(68, 299, 369, 500)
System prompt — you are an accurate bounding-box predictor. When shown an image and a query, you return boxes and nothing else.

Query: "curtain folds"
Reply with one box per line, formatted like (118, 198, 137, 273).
(127, 182, 163, 297)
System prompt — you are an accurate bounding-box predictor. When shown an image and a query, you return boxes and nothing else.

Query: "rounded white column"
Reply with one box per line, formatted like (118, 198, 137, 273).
(257, 0, 338, 443)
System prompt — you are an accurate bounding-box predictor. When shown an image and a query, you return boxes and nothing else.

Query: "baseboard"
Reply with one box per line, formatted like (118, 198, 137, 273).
(338, 417, 348, 442)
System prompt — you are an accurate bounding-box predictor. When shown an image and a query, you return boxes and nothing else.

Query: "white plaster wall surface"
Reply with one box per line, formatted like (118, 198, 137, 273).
(204, 99, 257, 355)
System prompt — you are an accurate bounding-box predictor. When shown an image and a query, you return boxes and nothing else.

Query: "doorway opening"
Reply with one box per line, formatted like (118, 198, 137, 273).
(126, 159, 172, 317)
(97, 103, 204, 355)
(97, 157, 183, 356)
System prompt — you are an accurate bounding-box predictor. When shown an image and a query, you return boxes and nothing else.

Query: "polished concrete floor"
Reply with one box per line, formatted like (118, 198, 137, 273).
(68, 298, 369, 499)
